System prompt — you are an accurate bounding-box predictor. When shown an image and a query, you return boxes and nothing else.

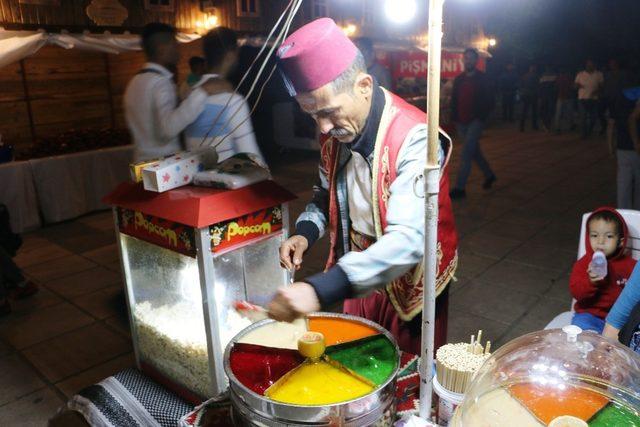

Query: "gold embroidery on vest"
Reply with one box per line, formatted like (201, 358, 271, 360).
(321, 140, 332, 173)
(412, 261, 423, 284)
(381, 146, 391, 208)
(371, 89, 396, 239)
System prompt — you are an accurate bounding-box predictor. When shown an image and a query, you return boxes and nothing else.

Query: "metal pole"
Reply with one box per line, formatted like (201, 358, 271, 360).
(419, 0, 444, 420)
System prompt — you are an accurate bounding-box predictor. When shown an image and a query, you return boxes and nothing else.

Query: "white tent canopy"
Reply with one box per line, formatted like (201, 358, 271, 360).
(0, 29, 201, 69)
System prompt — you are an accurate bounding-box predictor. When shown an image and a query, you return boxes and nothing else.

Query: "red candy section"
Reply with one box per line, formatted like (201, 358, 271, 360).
(229, 343, 305, 395)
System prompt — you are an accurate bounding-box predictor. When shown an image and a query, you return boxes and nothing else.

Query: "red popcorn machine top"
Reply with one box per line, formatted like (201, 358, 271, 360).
(104, 180, 296, 403)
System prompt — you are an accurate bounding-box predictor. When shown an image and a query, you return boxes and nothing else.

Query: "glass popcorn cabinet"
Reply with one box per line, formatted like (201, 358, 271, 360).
(104, 181, 296, 403)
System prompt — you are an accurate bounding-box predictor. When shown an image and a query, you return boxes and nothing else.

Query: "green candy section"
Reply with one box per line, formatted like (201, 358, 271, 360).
(325, 334, 397, 386)
(589, 402, 640, 427)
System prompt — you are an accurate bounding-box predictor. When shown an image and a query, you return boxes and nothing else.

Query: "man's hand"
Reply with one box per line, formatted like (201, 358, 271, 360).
(279, 235, 309, 271)
(201, 78, 233, 96)
(268, 282, 321, 322)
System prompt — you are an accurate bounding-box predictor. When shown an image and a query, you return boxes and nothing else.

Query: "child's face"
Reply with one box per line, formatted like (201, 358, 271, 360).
(588, 218, 621, 257)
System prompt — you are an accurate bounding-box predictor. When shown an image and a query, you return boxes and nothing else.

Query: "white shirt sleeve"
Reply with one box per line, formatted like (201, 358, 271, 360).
(229, 95, 266, 165)
(152, 78, 208, 142)
(337, 126, 433, 289)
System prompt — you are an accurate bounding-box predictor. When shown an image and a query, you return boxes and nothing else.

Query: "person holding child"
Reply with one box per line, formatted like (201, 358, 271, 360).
(183, 27, 265, 165)
(569, 207, 637, 333)
(124, 23, 229, 161)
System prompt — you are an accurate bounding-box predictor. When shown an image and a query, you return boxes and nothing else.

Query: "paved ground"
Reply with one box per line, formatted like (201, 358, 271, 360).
(0, 124, 615, 424)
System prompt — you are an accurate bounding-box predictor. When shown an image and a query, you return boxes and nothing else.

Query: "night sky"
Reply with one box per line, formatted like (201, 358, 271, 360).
(478, 0, 640, 71)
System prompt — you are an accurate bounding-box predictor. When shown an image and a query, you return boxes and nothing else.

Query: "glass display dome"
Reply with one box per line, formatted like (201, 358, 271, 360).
(452, 326, 640, 427)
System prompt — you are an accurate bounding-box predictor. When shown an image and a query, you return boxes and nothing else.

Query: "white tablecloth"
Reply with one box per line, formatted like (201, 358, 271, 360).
(28, 145, 134, 224)
(0, 160, 41, 233)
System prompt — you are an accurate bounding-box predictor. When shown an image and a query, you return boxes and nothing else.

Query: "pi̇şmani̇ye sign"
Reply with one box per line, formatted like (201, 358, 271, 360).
(210, 206, 283, 253)
(391, 50, 486, 80)
(117, 208, 196, 257)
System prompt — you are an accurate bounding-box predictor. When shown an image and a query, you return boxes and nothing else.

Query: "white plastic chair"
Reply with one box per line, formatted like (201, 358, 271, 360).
(545, 209, 640, 329)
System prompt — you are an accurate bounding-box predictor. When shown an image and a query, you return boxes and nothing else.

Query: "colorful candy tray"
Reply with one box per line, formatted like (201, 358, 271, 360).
(227, 315, 399, 406)
(460, 382, 640, 426)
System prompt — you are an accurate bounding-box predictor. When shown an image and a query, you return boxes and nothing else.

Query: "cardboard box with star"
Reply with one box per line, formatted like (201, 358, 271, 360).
(141, 151, 205, 192)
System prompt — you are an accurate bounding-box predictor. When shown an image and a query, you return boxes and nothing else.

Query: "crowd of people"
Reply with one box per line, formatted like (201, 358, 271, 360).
(4, 19, 640, 355)
(498, 58, 638, 138)
(496, 59, 640, 212)
(86, 21, 640, 354)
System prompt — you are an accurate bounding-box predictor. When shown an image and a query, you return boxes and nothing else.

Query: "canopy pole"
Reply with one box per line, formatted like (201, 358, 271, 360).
(418, 0, 444, 420)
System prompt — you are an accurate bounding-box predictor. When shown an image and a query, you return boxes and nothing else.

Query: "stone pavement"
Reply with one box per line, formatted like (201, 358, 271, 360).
(0, 125, 615, 424)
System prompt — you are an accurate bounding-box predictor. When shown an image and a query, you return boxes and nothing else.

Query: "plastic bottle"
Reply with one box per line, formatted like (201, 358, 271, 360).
(590, 250, 607, 279)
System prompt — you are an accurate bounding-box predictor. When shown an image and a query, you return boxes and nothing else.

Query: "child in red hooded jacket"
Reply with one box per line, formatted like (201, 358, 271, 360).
(570, 207, 637, 333)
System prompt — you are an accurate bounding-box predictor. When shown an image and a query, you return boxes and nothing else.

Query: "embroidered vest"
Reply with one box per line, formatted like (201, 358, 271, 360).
(321, 89, 458, 321)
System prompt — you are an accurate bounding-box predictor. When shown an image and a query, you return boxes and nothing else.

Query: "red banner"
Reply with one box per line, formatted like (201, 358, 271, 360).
(391, 51, 486, 80)
(117, 208, 196, 257)
(210, 206, 283, 253)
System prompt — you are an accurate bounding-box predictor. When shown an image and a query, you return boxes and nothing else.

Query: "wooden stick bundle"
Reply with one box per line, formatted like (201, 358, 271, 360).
(435, 330, 492, 394)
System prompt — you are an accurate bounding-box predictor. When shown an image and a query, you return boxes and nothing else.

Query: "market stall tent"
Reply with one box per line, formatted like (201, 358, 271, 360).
(0, 29, 201, 67)
(0, 29, 202, 148)
(0, 30, 205, 233)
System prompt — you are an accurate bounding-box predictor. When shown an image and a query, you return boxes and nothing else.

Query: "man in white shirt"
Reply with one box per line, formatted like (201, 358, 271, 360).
(575, 59, 604, 139)
(184, 27, 266, 165)
(124, 23, 227, 161)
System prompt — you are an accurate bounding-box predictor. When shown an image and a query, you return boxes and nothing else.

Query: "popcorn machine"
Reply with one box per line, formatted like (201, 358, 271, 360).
(104, 180, 296, 403)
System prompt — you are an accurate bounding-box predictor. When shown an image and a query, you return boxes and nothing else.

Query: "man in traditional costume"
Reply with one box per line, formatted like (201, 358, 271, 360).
(268, 18, 458, 354)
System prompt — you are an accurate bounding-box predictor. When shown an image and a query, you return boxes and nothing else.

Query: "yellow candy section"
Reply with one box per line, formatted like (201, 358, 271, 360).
(266, 360, 373, 405)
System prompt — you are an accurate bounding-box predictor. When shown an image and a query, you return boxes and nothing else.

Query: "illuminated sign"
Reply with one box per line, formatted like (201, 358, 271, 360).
(393, 51, 486, 80)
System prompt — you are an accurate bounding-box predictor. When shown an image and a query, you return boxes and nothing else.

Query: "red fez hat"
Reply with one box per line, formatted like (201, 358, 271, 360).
(277, 18, 357, 95)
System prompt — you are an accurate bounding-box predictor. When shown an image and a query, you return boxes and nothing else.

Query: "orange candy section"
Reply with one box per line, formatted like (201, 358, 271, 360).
(509, 383, 609, 424)
(307, 317, 379, 346)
